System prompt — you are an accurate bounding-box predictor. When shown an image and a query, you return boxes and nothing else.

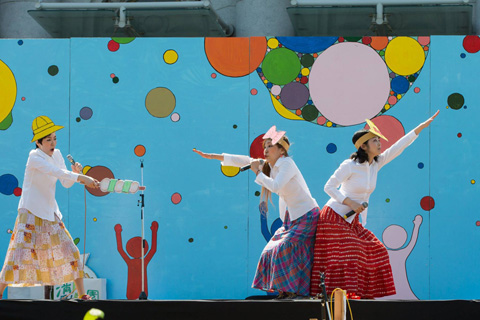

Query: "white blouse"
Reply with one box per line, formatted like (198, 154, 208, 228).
(222, 154, 318, 221)
(325, 130, 418, 226)
(18, 148, 79, 221)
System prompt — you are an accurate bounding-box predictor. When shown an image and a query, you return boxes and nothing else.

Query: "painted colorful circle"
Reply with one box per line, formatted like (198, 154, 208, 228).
(205, 37, 267, 77)
(85, 166, 115, 197)
(80, 107, 93, 120)
(420, 196, 435, 211)
(221, 165, 240, 177)
(279, 82, 309, 110)
(326, 143, 337, 154)
(112, 37, 135, 44)
(463, 35, 480, 53)
(250, 134, 266, 159)
(310, 42, 390, 126)
(447, 93, 464, 110)
(14, 187, 22, 196)
(163, 49, 178, 64)
(276, 36, 338, 53)
(171, 113, 180, 122)
(134, 145, 146, 157)
(171, 192, 182, 204)
(48, 65, 59, 76)
(418, 162, 424, 169)
(107, 40, 120, 52)
(145, 87, 176, 118)
(262, 48, 302, 85)
(0, 174, 18, 196)
(301, 104, 319, 122)
(385, 37, 425, 76)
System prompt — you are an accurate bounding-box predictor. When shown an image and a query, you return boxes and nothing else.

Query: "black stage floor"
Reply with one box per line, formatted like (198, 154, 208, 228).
(1, 298, 480, 320)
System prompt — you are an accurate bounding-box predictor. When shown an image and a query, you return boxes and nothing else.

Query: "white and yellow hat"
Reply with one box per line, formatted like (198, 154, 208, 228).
(354, 118, 388, 150)
(31, 115, 64, 142)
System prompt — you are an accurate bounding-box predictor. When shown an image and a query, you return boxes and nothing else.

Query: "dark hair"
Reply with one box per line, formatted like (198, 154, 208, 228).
(35, 136, 46, 149)
(350, 130, 378, 164)
(260, 136, 290, 211)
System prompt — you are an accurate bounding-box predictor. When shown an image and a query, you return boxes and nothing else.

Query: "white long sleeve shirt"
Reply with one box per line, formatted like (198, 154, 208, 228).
(18, 148, 79, 221)
(325, 130, 418, 226)
(222, 153, 318, 221)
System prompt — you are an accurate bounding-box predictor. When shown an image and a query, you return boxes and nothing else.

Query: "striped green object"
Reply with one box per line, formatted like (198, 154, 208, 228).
(122, 181, 132, 193)
(107, 179, 118, 192)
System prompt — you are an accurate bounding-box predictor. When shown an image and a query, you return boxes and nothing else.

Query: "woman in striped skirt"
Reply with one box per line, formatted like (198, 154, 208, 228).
(310, 111, 439, 299)
(194, 125, 320, 299)
(0, 115, 100, 300)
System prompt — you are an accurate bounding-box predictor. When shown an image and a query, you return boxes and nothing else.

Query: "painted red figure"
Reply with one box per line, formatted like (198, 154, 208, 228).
(114, 221, 158, 300)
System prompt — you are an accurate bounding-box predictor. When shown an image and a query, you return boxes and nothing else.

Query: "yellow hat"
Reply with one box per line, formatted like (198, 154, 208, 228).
(354, 118, 388, 149)
(31, 115, 64, 142)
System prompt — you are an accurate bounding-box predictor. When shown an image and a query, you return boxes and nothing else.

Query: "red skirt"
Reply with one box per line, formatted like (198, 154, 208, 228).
(310, 206, 395, 299)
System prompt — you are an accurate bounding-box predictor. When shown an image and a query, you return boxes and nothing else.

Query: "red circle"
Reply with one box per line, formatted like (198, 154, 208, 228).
(300, 76, 308, 84)
(338, 37, 345, 42)
(211, 73, 217, 79)
(250, 88, 258, 95)
(21, 97, 25, 101)
(457, 133, 462, 138)
(420, 196, 435, 211)
(476, 221, 480, 227)
(362, 36, 372, 45)
(463, 35, 480, 53)
(13, 187, 22, 197)
(250, 134, 266, 159)
(108, 40, 120, 52)
(171, 192, 182, 204)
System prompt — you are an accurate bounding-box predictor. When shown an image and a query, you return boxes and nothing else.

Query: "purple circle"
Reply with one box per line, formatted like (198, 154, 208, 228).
(389, 72, 396, 79)
(279, 82, 309, 110)
(80, 107, 93, 120)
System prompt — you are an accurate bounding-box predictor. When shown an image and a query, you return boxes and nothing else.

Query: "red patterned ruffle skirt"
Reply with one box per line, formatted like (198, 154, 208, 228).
(310, 206, 395, 298)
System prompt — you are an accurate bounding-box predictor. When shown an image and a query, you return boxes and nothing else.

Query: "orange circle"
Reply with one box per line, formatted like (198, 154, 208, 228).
(134, 145, 146, 157)
(205, 37, 267, 77)
(370, 37, 389, 51)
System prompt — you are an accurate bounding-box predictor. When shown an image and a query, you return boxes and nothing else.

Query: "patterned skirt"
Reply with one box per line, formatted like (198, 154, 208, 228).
(0, 210, 84, 286)
(310, 206, 396, 298)
(252, 207, 320, 296)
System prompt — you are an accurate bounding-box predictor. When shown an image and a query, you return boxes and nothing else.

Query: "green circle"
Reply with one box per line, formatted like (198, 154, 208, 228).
(301, 54, 314, 68)
(74, 237, 80, 245)
(233, 124, 238, 129)
(301, 105, 319, 122)
(112, 37, 135, 44)
(379, 50, 385, 57)
(408, 75, 416, 82)
(255, 191, 260, 196)
(447, 93, 464, 110)
(48, 65, 59, 76)
(188, 238, 194, 243)
(386, 198, 390, 203)
(224, 226, 228, 229)
(76, 117, 81, 122)
(262, 48, 301, 85)
(112, 77, 119, 84)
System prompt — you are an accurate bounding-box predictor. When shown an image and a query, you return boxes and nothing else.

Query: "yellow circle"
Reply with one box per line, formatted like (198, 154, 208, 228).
(263, 79, 269, 84)
(385, 37, 425, 76)
(0, 59, 16, 123)
(385, 105, 391, 110)
(326, 121, 333, 127)
(267, 38, 279, 49)
(471, 179, 476, 184)
(397, 94, 402, 99)
(221, 165, 240, 177)
(163, 50, 178, 64)
(82, 166, 92, 175)
(301, 68, 310, 76)
(93, 217, 97, 222)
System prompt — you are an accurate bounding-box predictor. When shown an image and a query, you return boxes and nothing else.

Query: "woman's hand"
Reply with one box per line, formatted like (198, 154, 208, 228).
(250, 159, 264, 175)
(414, 110, 439, 135)
(192, 149, 224, 161)
(78, 175, 100, 188)
(344, 198, 366, 214)
(71, 162, 83, 174)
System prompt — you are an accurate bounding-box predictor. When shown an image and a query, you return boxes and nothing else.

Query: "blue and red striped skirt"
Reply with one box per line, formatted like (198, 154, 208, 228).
(252, 207, 320, 296)
(310, 206, 396, 298)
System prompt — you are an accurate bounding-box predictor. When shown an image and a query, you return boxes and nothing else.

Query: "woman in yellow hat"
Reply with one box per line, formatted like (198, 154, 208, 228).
(310, 111, 439, 300)
(0, 115, 100, 300)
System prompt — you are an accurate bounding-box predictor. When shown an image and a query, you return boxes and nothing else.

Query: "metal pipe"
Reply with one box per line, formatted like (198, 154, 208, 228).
(35, 1, 211, 10)
(291, 0, 473, 6)
(376, 3, 383, 24)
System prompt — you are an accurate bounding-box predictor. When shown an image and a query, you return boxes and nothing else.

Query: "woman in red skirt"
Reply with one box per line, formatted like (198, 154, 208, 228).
(310, 111, 439, 299)
(194, 126, 320, 299)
